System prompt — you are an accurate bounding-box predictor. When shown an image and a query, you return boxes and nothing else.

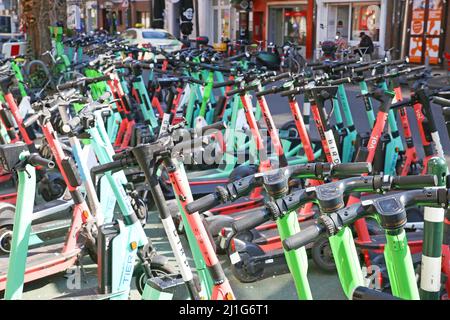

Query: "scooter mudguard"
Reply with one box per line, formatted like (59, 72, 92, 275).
(384, 138, 400, 175)
(328, 227, 365, 300)
(4, 162, 36, 300)
(111, 219, 148, 300)
(384, 230, 420, 300)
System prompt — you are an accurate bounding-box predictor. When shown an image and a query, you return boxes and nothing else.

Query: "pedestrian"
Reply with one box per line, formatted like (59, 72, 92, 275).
(335, 32, 348, 50)
(357, 31, 374, 60)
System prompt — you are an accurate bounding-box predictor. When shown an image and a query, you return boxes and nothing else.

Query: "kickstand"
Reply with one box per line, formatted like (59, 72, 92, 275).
(77, 253, 89, 284)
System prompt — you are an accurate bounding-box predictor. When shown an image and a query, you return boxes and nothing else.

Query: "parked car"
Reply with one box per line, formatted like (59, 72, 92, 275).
(121, 28, 183, 53)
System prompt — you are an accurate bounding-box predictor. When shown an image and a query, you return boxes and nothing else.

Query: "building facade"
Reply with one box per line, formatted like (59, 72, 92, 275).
(252, 0, 315, 59)
(405, 0, 448, 65)
(97, 0, 152, 33)
(315, 0, 389, 57)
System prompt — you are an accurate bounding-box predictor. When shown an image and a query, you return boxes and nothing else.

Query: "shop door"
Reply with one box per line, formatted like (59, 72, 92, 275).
(408, 0, 447, 64)
(253, 11, 263, 43)
(268, 8, 283, 46)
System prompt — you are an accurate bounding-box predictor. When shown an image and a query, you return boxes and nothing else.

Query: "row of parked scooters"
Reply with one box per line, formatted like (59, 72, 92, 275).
(0, 31, 448, 300)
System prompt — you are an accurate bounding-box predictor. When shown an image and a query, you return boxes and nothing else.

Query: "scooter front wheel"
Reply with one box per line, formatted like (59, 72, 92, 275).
(311, 236, 336, 273)
(134, 261, 177, 295)
(0, 227, 13, 254)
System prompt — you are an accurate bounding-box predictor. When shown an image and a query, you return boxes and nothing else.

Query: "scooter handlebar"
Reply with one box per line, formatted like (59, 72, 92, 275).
(231, 208, 272, 233)
(328, 77, 351, 86)
(196, 121, 227, 135)
(27, 154, 55, 169)
(185, 193, 221, 214)
(23, 113, 40, 128)
(282, 223, 326, 251)
(433, 96, 450, 107)
(213, 79, 237, 88)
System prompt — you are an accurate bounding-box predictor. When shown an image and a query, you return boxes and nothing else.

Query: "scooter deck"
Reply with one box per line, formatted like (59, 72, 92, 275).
(56, 287, 127, 300)
(0, 242, 80, 291)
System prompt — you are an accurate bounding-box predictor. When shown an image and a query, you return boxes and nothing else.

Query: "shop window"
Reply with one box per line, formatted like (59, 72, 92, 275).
(136, 11, 151, 28)
(221, 8, 230, 40)
(284, 8, 307, 45)
(118, 10, 123, 26)
(351, 2, 380, 42)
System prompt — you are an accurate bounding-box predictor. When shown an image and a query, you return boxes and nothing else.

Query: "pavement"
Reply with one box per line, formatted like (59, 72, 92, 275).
(10, 83, 450, 300)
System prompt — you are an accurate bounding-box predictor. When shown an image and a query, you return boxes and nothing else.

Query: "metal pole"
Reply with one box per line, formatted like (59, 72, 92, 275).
(400, 0, 410, 58)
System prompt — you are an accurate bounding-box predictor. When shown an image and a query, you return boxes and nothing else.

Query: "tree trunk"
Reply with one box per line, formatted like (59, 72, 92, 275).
(21, 0, 54, 62)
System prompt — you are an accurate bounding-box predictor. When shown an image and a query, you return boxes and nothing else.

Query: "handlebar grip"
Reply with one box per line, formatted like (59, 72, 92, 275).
(23, 113, 40, 128)
(28, 154, 55, 169)
(225, 52, 249, 62)
(57, 79, 82, 91)
(329, 77, 351, 86)
(255, 86, 289, 97)
(280, 87, 303, 97)
(86, 74, 112, 85)
(231, 209, 272, 233)
(196, 121, 227, 135)
(331, 162, 372, 177)
(226, 87, 243, 96)
(213, 79, 237, 88)
(265, 72, 291, 83)
(186, 77, 206, 85)
(392, 174, 437, 189)
(433, 96, 450, 107)
(351, 286, 401, 300)
(185, 193, 221, 214)
(282, 224, 326, 251)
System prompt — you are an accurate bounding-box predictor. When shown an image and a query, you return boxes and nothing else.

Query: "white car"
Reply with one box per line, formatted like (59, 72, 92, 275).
(122, 28, 183, 53)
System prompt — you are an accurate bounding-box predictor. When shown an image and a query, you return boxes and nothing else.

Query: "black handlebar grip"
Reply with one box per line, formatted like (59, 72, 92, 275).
(266, 72, 291, 83)
(197, 121, 227, 135)
(331, 162, 372, 177)
(255, 86, 288, 97)
(213, 79, 237, 88)
(433, 96, 450, 107)
(231, 209, 272, 233)
(86, 74, 112, 85)
(187, 77, 206, 86)
(392, 174, 437, 189)
(225, 52, 249, 62)
(352, 286, 401, 300)
(387, 58, 408, 66)
(185, 193, 221, 214)
(23, 113, 40, 128)
(283, 224, 326, 251)
(199, 63, 229, 73)
(280, 87, 303, 97)
(28, 154, 55, 169)
(329, 77, 351, 86)
(331, 65, 347, 73)
(391, 98, 413, 109)
(57, 79, 82, 91)
(226, 87, 243, 97)
(306, 61, 323, 67)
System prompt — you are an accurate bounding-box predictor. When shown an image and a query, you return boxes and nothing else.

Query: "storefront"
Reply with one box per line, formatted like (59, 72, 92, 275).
(316, 0, 388, 57)
(85, 1, 98, 32)
(406, 0, 448, 65)
(252, 0, 315, 59)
